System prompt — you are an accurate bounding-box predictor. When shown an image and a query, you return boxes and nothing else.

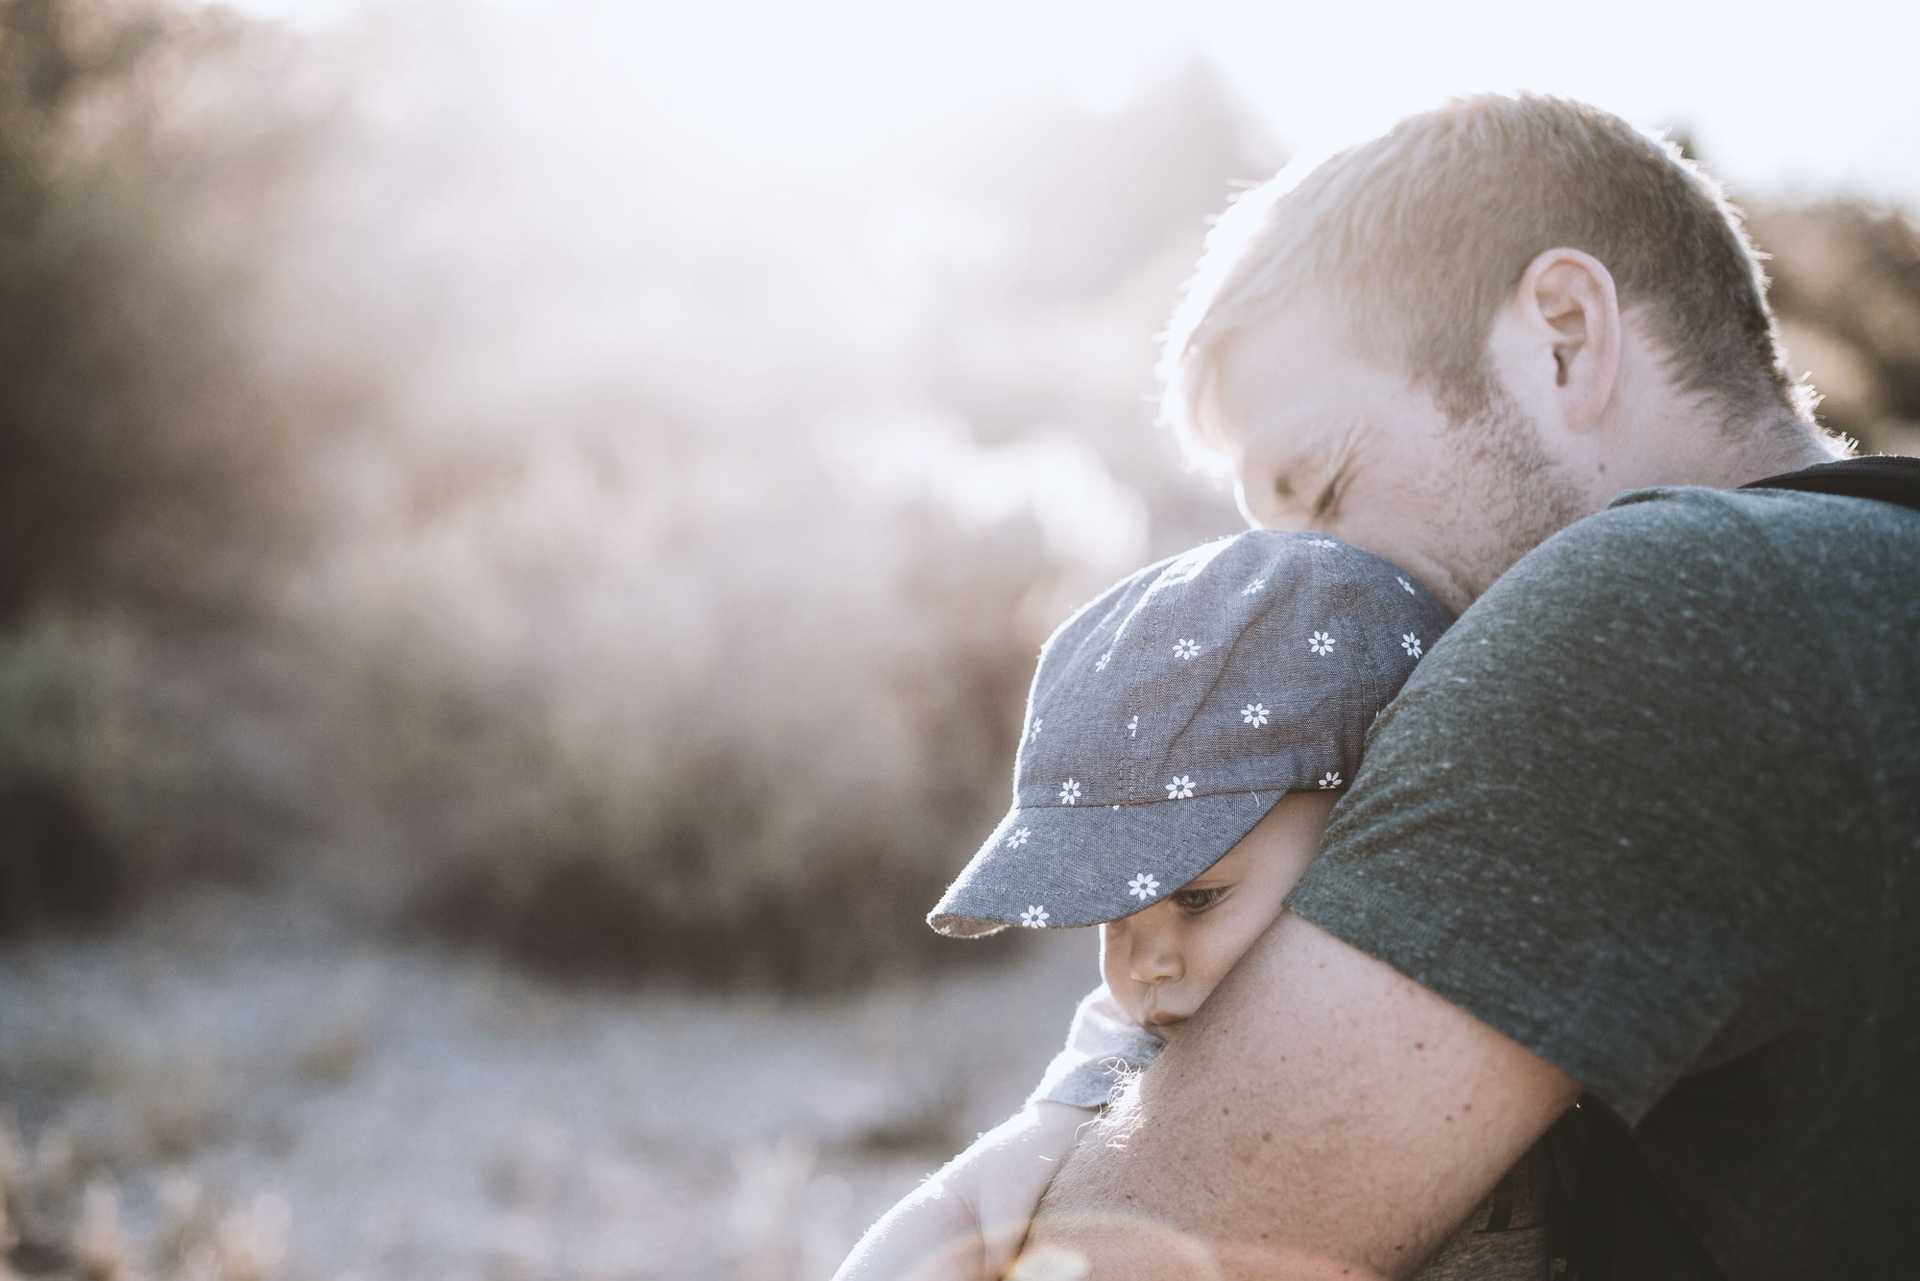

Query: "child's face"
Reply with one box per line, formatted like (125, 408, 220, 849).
(1100, 790, 1337, 1030)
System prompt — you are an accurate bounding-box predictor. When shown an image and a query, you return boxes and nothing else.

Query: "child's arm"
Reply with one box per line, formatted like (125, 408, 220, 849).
(830, 1100, 1090, 1281)
(833, 984, 1162, 1281)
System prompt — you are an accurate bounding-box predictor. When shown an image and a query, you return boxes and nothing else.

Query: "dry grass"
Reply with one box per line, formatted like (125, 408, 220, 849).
(0, 886, 1099, 1281)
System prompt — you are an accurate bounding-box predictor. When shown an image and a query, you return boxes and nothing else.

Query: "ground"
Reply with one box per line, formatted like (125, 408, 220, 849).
(0, 887, 1095, 1280)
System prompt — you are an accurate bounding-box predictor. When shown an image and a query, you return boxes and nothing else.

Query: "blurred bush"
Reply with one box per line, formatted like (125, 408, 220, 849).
(233, 6, 1262, 990)
(307, 460, 1063, 990)
(0, 616, 125, 932)
(1, 0, 1914, 990)
(1747, 201, 1920, 453)
(0, 0, 337, 929)
(0, 0, 324, 623)
(289, 387, 1170, 993)
(0, 609, 306, 932)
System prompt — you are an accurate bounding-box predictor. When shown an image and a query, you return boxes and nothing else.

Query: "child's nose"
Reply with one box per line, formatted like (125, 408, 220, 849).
(1128, 926, 1184, 985)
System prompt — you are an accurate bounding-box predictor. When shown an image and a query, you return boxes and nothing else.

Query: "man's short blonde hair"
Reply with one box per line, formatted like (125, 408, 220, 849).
(1159, 94, 1813, 471)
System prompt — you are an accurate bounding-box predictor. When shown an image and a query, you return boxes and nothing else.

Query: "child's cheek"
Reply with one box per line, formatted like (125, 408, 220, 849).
(1098, 928, 1130, 1000)
(1191, 918, 1256, 1006)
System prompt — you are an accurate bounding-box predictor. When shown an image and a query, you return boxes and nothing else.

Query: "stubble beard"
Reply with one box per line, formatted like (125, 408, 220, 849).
(1442, 384, 1591, 604)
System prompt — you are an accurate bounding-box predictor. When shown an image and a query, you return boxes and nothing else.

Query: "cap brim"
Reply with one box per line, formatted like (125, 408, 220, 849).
(926, 788, 1288, 938)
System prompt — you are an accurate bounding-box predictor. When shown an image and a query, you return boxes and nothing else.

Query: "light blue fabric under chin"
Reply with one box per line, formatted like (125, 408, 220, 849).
(1025, 983, 1166, 1110)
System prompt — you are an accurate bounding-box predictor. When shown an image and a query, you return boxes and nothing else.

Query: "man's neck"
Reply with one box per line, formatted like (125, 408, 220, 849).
(1684, 412, 1846, 492)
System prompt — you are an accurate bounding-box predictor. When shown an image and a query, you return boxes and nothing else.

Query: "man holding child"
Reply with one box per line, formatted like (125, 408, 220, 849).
(847, 92, 1920, 1281)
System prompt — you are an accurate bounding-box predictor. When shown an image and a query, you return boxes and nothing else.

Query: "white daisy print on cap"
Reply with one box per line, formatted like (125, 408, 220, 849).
(1020, 905, 1050, 928)
(1241, 702, 1269, 727)
(1005, 826, 1031, 850)
(1058, 778, 1081, 805)
(1172, 638, 1201, 660)
(1165, 775, 1195, 800)
(1319, 771, 1343, 789)
(1401, 633, 1423, 659)
(1308, 631, 1337, 656)
(1127, 873, 1161, 901)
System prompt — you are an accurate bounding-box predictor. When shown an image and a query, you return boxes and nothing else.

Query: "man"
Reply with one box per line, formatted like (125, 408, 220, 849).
(1019, 94, 1919, 1280)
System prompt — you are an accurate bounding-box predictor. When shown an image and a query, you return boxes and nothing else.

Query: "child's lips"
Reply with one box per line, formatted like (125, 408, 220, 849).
(1143, 1009, 1188, 1028)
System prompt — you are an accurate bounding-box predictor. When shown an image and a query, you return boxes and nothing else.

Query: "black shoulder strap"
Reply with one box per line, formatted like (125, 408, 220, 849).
(1554, 1102, 1727, 1281)
(1740, 454, 1920, 512)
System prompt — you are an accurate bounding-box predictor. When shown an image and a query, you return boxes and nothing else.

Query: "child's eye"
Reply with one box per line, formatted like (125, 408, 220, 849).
(1172, 886, 1230, 913)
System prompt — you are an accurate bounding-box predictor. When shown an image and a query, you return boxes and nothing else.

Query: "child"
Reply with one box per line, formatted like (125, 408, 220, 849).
(833, 529, 1556, 1281)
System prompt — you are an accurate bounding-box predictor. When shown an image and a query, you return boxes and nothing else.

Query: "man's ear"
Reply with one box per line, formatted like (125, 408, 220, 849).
(1507, 248, 1622, 435)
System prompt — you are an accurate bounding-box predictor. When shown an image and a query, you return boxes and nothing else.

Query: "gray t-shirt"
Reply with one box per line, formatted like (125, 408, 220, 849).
(1287, 474, 1920, 1280)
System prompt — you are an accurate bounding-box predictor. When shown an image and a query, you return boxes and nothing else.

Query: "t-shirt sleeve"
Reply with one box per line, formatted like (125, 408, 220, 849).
(1284, 489, 1858, 1124)
(1026, 982, 1165, 1110)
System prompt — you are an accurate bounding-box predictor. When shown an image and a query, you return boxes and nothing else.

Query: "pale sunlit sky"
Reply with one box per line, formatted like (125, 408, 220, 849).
(218, 0, 1920, 207)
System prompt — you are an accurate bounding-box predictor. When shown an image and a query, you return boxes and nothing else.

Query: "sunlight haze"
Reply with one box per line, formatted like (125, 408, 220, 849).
(214, 0, 1920, 208)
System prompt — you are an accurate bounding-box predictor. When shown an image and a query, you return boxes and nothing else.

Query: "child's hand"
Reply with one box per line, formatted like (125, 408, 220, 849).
(832, 1101, 1090, 1281)
(963, 1102, 1090, 1277)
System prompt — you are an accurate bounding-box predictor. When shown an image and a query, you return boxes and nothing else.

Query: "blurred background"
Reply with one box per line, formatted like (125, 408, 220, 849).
(1, 0, 1915, 1277)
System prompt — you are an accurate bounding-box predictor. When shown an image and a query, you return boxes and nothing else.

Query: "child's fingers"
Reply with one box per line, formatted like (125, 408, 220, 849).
(1001, 1245, 1094, 1281)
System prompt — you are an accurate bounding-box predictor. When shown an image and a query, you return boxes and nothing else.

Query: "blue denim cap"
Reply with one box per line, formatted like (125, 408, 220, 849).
(927, 530, 1454, 938)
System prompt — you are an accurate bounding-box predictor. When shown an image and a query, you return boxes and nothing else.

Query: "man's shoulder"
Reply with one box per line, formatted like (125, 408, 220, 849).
(1526, 480, 1799, 573)
(1561, 463, 1918, 554)
(1463, 476, 1913, 634)
(1445, 485, 1769, 644)
(1403, 478, 1911, 719)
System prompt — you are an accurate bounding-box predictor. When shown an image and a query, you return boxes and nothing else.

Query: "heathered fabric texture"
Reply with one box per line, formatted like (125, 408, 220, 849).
(1286, 478, 1920, 1281)
(927, 530, 1452, 937)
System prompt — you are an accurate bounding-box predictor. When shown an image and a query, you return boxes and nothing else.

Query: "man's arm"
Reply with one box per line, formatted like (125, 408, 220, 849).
(1021, 913, 1579, 1281)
